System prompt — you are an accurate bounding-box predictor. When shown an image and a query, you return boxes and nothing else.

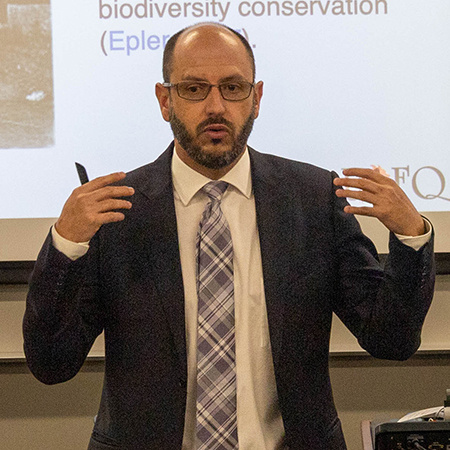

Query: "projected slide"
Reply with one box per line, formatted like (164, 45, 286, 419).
(0, 0, 449, 220)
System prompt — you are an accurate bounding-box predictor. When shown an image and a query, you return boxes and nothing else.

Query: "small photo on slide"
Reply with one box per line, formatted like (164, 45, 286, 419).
(0, 1, 54, 149)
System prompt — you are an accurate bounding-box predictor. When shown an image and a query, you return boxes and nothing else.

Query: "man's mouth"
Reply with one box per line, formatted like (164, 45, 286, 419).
(202, 124, 230, 140)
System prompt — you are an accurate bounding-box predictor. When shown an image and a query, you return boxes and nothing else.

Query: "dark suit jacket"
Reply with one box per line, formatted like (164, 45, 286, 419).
(24, 143, 435, 449)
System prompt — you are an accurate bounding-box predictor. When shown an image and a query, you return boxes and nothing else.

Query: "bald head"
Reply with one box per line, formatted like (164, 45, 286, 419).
(162, 23, 255, 82)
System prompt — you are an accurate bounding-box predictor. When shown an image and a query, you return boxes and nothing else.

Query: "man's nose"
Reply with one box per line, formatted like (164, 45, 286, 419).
(204, 86, 227, 115)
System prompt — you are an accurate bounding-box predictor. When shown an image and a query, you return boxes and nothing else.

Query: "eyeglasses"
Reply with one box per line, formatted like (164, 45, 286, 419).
(162, 80, 254, 102)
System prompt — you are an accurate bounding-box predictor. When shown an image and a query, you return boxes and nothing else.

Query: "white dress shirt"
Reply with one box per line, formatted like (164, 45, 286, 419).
(171, 149, 284, 449)
(51, 148, 431, 449)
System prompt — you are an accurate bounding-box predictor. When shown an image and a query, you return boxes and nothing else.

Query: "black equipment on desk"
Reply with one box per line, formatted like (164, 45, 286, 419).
(374, 421, 450, 449)
(364, 390, 450, 450)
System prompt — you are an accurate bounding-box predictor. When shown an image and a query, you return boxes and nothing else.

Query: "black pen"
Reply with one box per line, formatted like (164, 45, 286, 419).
(75, 162, 89, 185)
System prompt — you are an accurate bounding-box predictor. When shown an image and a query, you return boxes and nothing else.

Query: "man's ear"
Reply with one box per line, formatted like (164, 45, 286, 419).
(155, 83, 171, 122)
(253, 81, 263, 119)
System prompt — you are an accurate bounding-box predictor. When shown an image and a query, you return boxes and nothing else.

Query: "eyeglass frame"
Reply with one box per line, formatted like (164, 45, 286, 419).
(161, 80, 255, 102)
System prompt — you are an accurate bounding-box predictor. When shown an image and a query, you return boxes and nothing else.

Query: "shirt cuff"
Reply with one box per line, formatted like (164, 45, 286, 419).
(51, 226, 90, 261)
(394, 218, 432, 251)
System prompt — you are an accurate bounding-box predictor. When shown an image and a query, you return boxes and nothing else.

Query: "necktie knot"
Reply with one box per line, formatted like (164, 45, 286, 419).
(202, 181, 229, 202)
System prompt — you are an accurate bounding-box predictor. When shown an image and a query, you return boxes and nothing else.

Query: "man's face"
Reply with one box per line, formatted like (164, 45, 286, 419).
(168, 102, 256, 170)
(156, 25, 263, 176)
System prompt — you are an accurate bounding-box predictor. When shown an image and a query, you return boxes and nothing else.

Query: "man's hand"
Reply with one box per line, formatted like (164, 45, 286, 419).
(333, 167, 425, 236)
(55, 172, 134, 243)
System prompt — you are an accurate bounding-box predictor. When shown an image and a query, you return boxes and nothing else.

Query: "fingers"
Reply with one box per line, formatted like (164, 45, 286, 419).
(95, 198, 133, 213)
(333, 167, 425, 235)
(55, 171, 135, 243)
(334, 168, 392, 189)
(342, 205, 375, 217)
(72, 181, 134, 219)
(334, 177, 380, 195)
(335, 188, 377, 204)
(80, 172, 127, 193)
(341, 167, 389, 181)
(334, 167, 396, 200)
(97, 211, 127, 224)
(333, 167, 396, 212)
(84, 185, 135, 202)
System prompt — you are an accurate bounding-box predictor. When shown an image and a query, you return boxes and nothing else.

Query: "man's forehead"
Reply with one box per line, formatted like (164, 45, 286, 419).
(179, 67, 248, 82)
(172, 25, 252, 76)
(178, 25, 240, 49)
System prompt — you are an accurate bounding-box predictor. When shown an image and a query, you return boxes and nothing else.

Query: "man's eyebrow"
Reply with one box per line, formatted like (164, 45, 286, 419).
(219, 75, 249, 83)
(180, 76, 209, 82)
(180, 75, 248, 83)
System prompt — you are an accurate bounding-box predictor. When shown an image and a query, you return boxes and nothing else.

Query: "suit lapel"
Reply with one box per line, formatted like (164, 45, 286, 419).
(249, 148, 295, 370)
(135, 144, 187, 376)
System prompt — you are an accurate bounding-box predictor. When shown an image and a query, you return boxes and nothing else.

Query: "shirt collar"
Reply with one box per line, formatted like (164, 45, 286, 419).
(171, 147, 252, 206)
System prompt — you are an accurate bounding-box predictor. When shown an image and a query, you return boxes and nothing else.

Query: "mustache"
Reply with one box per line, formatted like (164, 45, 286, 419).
(196, 117, 235, 135)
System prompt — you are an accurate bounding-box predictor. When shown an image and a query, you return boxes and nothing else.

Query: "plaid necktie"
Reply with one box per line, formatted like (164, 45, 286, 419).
(196, 181, 238, 450)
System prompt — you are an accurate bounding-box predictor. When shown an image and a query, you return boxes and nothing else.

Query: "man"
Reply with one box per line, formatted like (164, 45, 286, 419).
(24, 23, 435, 449)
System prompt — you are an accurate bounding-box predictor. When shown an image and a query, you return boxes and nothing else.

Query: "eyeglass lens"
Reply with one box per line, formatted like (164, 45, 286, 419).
(177, 81, 252, 101)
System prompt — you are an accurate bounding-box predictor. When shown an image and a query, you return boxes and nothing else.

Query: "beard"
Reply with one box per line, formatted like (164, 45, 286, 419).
(169, 105, 256, 170)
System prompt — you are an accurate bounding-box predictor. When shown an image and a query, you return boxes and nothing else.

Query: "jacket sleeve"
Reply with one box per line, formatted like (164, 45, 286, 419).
(23, 231, 104, 384)
(330, 173, 435, 360)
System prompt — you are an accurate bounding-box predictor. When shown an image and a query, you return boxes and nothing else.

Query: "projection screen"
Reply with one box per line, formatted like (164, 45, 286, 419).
(0, 0, 449, 261)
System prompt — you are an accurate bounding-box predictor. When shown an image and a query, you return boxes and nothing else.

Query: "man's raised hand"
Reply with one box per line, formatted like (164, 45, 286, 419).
(55, 172, 134, 243)
(333, 167, 425, 236)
